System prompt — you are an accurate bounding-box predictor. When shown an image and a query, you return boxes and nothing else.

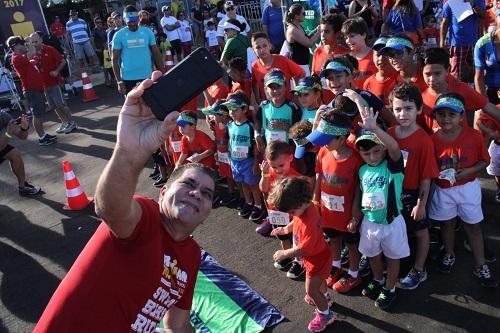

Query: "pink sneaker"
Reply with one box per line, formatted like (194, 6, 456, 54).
(304, 293, 333, 307)
(307, 309, 335, 332)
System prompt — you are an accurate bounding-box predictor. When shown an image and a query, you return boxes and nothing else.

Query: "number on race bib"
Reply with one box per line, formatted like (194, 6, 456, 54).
(217, 152, 230, 164)
(401, 150, 409, 168)
(171, 141, 181, 153)
(361, 192, 386, 211)
(231, 145, 248, 159)
(267, 131, 286, 142)
(321, 192, 345, 212)
(268, 210, 290, 226)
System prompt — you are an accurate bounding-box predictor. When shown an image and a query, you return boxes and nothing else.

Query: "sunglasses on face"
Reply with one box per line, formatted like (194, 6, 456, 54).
(226, 6, 235, 11)
(387, 50, 404, 59)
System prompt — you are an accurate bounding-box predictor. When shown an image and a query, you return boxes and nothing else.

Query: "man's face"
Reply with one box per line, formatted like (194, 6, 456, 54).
(114, 15, 123, 27)
(270, 0, 281, 7)
(163, 9, 171, 16)
(160, 168, 215, 229)
(29, 34, 42, 51)
(71, 14, 78, 20)
(12, 43, 27, 55)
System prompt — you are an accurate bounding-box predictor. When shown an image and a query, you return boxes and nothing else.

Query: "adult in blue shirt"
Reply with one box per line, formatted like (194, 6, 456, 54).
(112, 5, 165, 95)
(107, 11, 125, 49)
(261, 0, 286, 52)
(474, 11, 500, 104)
(382, 0, 424, 45)
(440, 0, 486, 83)
(66, 9, 97, 69)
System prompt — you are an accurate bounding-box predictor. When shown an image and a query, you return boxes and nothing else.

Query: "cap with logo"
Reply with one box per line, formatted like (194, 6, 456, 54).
(6, 36, 24, 49)
(355, 128, 383, 146)
(202, 100, 228, 116)
(320, 61, 352, 78)
(221, 94, 247, 110)
(432, 95, 465, 114)
(264, 70, 286, 86)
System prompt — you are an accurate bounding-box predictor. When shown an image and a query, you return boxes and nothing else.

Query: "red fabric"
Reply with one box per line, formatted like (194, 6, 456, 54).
(33, 196, 201, 333)
(50, 22, 65, 38)
(352, 50, 377, 89)
(292, 205, 332, 279)
(477, 107, 500, 138)
(11, 53, 44, 92)
(483, 8, 496, 29)
(387, 127, 440, 190)
(181, 95, 201, 112)
(363, 73, 397, 106)
(315, 147, 363, 231)
(423, 28, 439, 44)
(321, 88, 335, 105)
(204, 79, 229, 107)
(261, 167, 301, 194)
(395, 66, 428, 93)
(311, 44, 350, 76)
(36, 44, 64, 87)
(231, 78, 252, 100)
(432, 127, 490, 188)
(213, 121, 232, 178)
(181, 129, 216, 169)
(251, 54, 305, 101)
(421, 75, 488, 132)
(382, 0, 396, 9)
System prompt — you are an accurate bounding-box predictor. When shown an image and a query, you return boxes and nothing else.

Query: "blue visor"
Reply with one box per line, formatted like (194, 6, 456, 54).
(124, 11, 139, 23)
(305, 119, 351, 146)
(432, 96, 465, 113)
(320, 61, 351, 78)
(292, 137, 309, 159)
(373, 36, 388, 51)
(379, 36, 414, 55)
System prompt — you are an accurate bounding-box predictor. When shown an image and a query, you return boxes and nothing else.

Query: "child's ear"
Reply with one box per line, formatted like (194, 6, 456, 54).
(417, 106, 423, 115)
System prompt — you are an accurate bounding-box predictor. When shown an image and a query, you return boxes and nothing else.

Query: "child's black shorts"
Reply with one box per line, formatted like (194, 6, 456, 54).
(401, 189, 431, 233)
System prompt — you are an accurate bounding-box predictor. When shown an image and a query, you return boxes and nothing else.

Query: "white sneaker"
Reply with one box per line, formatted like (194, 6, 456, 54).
(64, 121, 77, 134)
(56, 123, 68, 133)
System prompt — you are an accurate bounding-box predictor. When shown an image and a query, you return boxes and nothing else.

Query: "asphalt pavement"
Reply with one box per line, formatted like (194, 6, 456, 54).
(1, 86, 499, 333)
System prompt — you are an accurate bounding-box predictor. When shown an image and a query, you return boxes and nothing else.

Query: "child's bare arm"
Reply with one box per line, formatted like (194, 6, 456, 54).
(456, 161, 489, 180)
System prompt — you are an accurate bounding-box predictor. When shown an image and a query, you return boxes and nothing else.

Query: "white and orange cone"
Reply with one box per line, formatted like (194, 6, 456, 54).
(62, 160, 93, 210)
(80, 68, 98, 102)
(164, 49, 174, 72)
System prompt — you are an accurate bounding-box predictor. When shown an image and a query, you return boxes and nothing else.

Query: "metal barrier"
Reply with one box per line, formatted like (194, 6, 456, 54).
(237, 1, 263, 33)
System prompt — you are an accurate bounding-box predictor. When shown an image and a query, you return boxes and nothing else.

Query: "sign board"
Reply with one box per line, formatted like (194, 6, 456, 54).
(0, 0, 48, 42)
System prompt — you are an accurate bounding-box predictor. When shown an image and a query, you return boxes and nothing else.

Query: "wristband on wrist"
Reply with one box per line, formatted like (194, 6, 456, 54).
(261, 172, 269, 177)
(4, 132, 12, 139)
(117, 80, 123, 84)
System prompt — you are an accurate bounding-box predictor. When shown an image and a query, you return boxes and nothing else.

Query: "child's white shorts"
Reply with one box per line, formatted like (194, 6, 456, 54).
(428, 179, 483, 224)
(358, 215, 410, 259)
(486, 141, 500, 176)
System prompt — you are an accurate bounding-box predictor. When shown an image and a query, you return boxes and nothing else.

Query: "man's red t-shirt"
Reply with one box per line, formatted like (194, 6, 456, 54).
(291, 204, 332, 279)
(50, 21, 66, 38)
(431, 127, 490, 188)
(387, 127, 440, 190)
(11, 53, 44, 92)
(421, 75, 488, 132)
(33, 196, 201, 333)
(204, 79, 229, 107)
(363, 73, 397, 106)
(251, 55, 305, 101)
(35, 44, 64, 87)
(315, 146, 363, 231)
(311, 44, 350, 76)
(352, 50, 377, 89)
(181, 129, 216, 169)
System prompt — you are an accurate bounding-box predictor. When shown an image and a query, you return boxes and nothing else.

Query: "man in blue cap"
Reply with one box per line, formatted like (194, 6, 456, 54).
(112, 5, 165, 95)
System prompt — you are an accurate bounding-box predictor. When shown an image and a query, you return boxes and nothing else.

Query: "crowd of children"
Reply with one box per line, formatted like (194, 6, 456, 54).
(145, 3, 500, 332)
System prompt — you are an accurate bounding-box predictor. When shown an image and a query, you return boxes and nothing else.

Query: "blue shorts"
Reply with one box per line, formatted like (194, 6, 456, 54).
(230, 158, 260, 185)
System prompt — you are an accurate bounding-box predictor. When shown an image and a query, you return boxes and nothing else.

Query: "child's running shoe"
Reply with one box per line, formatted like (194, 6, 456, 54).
(238, 203, 254, 218)
(255, 218, 272, 235)
(399, 267, 427, 290)
(286, 261, 305, 279)
(274, 257, 293, 270)
(473, 264, 498, 288)
(237, 198, 246, 211)
(326, 266, 343, 287)
(463, 240, 496, 263)
(362, 279, 384, 300)
(438, 253, 455, 274)
(18, 182, 42, 196)
(374, 288, 396, 309)
(249, 206, 265, 222)
(219, 192, 237, 206)
(340, 246, 349, 265)
(307, 309, 335, 332)
(358, 256, 371, 277)
(304, 293, 333, 307)
(333, 274, 362, 293)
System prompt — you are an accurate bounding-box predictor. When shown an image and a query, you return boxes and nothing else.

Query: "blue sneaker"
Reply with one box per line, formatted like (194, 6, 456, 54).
(399, 267, 427, 290)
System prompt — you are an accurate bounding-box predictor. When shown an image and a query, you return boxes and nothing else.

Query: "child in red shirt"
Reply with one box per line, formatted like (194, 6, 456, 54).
(308, 109, 364, 293)
(259, 141, 305, 279)
(228, 57, 253, 99)
(202, 78, 229, 108)
(387, 83, 440, 290)
(363, 36, 397, 106)
(427, 93, 497, 288)
(176, 110, 216, 169)
(311, 13, 349, 75)
(422, 15, 439, 49)
(269, 177, 335, 332)
(251, 32, 305, 104)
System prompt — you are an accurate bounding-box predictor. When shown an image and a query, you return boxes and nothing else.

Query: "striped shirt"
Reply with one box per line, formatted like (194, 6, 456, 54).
(66, 18, 90, 44)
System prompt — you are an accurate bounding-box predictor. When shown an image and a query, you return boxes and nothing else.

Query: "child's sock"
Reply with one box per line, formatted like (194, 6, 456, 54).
(317, 308, 330, 315)
(348, 269, 358, 278)
(332, 260, 341, 268)
(254, 204, 262, 209)
(374, 277, 385, 285)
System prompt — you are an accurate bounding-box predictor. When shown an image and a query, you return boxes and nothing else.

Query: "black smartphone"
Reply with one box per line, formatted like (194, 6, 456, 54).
(143, 47, 224, 121)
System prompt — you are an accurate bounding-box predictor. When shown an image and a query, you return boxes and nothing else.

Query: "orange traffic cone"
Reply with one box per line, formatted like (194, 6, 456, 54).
(164, 49, 174, 72)
(62, 160, 93, 210)
(80, 68, 98, 102)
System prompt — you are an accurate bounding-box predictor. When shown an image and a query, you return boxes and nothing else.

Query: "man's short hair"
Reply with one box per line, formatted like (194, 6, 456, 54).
(166, 163, 216, 188)
(124, 5, 138, 13)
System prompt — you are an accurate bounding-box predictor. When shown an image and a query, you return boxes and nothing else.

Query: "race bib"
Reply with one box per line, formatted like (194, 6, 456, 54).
(267, 131, 286, 143)
(171, 141, 181, 153)
(268, 210, 290, 226)
(217, 152, 230, 164)
(321, 192, 345, 212)
(401, 150, 409, 168)
(361, 192, 386, 211)
(438, 168, 456, 186)
(231, 145, 248, 159)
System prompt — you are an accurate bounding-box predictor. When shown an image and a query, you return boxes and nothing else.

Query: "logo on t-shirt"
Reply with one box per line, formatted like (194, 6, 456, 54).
(130, 254, 189, 332)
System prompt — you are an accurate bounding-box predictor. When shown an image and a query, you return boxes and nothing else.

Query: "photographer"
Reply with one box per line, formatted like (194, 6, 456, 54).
(0, 111, 42, 196)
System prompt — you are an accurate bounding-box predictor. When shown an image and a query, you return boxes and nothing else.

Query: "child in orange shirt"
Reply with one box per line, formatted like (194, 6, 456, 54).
(428, 93, 497, 288)
(363, 36, 397, 106)
(259, 141, 305, 279)
(270, 177, 335, 332)
(308, 109, 364, 293)
(202, 100, 237, 206)
(202, 78, 229, 108)
(387, 83, 440, 290)
(176, 110, 216, 170)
